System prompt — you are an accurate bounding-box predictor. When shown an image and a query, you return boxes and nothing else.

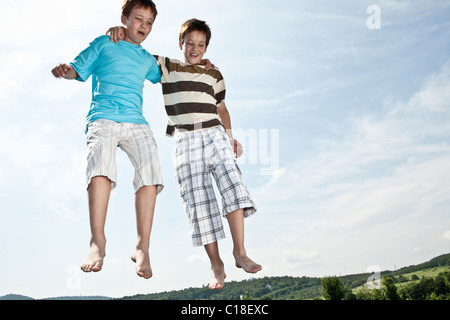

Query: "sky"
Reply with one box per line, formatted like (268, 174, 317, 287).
(0, 0, 449, 299)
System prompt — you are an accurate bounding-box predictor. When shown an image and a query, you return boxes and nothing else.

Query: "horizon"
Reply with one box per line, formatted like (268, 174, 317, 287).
(3, 250, 449, 300)
(1, 0, 450, 299)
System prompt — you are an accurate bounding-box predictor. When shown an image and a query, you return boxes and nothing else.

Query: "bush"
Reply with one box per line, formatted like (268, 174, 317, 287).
(321, 276, 345, 300)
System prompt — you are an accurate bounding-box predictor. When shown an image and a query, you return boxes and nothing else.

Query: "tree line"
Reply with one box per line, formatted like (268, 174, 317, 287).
(321, 271, 450, 300)
(117, 253, 449, 300)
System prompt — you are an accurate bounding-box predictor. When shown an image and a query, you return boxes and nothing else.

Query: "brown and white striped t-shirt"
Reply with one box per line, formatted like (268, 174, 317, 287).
(155, 56, 226, 136)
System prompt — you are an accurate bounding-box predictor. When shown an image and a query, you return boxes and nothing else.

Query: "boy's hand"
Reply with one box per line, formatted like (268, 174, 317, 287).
(200, 59, 217, 71)
(231, 139, 243, 158)
(51, 63, 76, 79)
(106, 26, 126, 43)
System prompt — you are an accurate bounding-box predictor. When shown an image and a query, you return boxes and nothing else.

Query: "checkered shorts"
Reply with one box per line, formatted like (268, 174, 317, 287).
(175, 126, 256, 247)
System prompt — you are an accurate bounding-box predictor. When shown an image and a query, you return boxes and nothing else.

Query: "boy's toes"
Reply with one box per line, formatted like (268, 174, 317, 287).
(81, 260, 103, 273)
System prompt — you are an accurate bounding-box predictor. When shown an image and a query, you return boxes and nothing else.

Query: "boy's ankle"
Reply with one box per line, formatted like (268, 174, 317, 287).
(90, 236, 106, 247)
(135, 240, 150, 252)
(233, 248, 247, 258)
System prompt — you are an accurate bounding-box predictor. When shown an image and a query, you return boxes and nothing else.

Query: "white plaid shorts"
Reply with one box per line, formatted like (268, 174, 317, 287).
(175, 126, 256, 247)
(86, 119, 164, 194)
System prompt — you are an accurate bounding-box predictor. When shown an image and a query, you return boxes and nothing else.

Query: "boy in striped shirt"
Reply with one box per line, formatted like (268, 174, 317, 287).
(110, 18, 261, 289)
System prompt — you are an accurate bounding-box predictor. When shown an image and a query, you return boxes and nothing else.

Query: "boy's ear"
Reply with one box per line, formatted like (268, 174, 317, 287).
(121, 14, 127, 25)
(179, 42, 183, 50)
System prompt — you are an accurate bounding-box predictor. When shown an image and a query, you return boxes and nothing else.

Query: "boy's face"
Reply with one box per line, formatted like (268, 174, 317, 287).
(179, 30, 207, 65)
(121, 6, 155, 45)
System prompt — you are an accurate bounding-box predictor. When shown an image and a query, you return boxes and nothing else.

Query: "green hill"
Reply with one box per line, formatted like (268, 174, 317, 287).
(42, 295, 112, 300)
(0, 294, 111, 301)
(121, 276, 324, 300)
(0, 294, 34, 300)
(118, 273, 372, 300)
(2, 253, 448, 300)
(384, 253, 450, 276)
(119, 252, 450, 300)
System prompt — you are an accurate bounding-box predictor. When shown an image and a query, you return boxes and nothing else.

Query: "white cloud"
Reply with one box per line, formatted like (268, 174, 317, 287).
(283, 248, 320, 264)
(443, 231, 450, 241)
(250, 60, 450, 276)
(0, 0, 120, 42)
(0, 124, 86, 221)
(187, 254, 208, 264)
(390, 61, 450, 115)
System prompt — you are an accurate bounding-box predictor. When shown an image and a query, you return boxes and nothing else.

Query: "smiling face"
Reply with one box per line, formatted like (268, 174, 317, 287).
(179, 30, 208, 65)
(121, 6, 155, 45)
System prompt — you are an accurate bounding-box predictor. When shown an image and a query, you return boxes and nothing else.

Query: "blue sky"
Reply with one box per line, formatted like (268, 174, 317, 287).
(1, 0, 449, 299)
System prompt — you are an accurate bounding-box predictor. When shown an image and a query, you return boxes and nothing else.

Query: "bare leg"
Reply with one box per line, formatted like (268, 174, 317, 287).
(131, 185, 157, 279)
(226, 209, 262, 274)
(81, 176, 111, 273)
(204, 242, 226, 290)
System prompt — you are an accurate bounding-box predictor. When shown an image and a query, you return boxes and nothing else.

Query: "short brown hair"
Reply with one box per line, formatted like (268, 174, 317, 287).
(179, 19, 212, 47)
(122, 0, 158, 18)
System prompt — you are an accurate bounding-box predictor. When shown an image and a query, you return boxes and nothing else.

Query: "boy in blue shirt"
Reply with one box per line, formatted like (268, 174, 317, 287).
(51, 0, 163, 279)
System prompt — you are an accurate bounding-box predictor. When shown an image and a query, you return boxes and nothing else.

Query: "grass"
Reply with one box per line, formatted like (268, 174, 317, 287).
(352, 265, 450, 293)
(395, 266, 450, 287)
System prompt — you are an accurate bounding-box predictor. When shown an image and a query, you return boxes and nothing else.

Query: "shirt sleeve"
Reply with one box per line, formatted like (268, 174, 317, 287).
(146, 55, 161, 84)
(154, 55, 169, 78)
(70, 36, 105, 82)
(213, 73, 226, 106)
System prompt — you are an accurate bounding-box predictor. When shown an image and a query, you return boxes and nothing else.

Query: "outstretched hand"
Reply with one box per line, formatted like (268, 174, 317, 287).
(51, 63, 77, 79)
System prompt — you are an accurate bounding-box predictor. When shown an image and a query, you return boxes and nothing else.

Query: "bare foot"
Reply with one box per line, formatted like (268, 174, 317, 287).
(81, 240, 106, 273)
(131, 249, 152, 279)
(209, 262, 226, 290)
(235, 254, 262, 274)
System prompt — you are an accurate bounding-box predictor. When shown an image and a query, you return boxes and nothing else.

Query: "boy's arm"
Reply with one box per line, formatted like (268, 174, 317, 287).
(51, 63, 78, 80)
(106, 26, 125, 43)
(217, 102, 243, 158)
(105, 26, 215, 70)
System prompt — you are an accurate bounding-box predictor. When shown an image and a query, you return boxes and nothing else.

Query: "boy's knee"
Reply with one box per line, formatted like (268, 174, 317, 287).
(136, 185, 158, 194)
(89, 175, 111, 185)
